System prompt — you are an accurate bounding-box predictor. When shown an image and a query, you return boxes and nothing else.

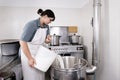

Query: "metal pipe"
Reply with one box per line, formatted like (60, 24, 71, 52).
(92, 0, 101, 66)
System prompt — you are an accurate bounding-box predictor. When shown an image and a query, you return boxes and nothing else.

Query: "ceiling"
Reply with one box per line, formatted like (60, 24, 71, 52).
(0, 0, 90, 8)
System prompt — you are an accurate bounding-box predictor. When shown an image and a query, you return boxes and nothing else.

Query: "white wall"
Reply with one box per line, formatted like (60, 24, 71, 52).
(108, 0, 120, 79)
(0, 7, 37, 39)
(0, 0, 89, 8)
(97, 0, 120, 80)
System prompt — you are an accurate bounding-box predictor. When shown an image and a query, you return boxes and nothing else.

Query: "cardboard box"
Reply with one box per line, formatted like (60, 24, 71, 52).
(68, 26, 78, 33)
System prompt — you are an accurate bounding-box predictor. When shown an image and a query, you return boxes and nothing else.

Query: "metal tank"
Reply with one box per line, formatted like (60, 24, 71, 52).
(51, 56, 88, 80)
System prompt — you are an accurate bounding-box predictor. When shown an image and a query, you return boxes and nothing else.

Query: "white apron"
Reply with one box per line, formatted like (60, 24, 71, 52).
(21, 28, 47, 80)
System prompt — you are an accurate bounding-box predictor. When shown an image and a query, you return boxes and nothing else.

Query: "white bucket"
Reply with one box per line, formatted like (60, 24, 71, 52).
(34, 45, 57, 72)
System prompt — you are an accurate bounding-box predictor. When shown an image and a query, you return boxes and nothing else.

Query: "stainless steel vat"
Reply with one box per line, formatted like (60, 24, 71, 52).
(51, 56, 88, 80)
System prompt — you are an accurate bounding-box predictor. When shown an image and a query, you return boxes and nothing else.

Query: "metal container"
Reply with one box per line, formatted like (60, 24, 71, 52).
(50, 34, 61, 46)
(69, 34, 80, 45)
(78, 36, 83, 45)
(0, 39, 20, 56)
(51, 56, 88, 80)
(62, 56, 76, 68)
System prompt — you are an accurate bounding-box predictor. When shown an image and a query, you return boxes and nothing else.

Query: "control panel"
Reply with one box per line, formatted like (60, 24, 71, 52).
(48, 45, 84, 54)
